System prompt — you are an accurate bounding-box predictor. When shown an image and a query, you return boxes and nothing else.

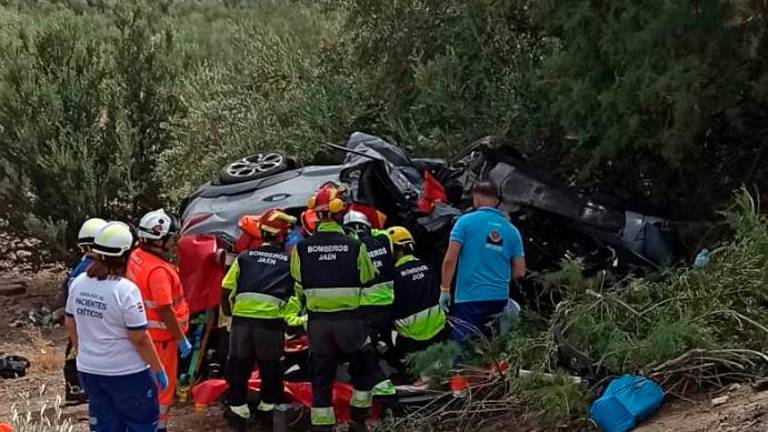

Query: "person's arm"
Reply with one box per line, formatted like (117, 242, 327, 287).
(509, 225, 526, 280)
(282, 293, 307, 327)
(220, 259, 240, 317)
(122, 282, 163, 371)
(64, 315, 78, 351)
(148, 269, 186, 342)
(290, 247, 303, 299)
(440, 240, 462, 292)
(357, 243, 377, 285)
(64, 282, 78, 348)
(128, 330, 164, 371)
(513, 257, 526, 279)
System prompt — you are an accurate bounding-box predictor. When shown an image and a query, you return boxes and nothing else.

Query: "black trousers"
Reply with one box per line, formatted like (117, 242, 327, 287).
(227, 317, 285, 408)
(391, 327, 448, 381)
(360, 305, 392, 346)
(64, 340, 86, 401)
(308, 313, 380, 425)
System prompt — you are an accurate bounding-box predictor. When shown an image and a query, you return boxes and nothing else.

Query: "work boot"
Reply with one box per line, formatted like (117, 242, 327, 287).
(372, 379, 396, 397)
(223, 405, 249, 432)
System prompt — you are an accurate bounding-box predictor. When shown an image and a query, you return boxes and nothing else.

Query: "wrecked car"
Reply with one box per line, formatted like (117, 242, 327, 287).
(179, 132, 679, 315)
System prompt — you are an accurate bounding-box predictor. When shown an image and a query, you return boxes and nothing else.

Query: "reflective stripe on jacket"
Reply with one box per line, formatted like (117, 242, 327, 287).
(392, 254, 445, 341)
(125, 247, 189, 341)
(221, 244, 302, 324)
(290, 222, 376, 313)
(359, 230, 395, 307)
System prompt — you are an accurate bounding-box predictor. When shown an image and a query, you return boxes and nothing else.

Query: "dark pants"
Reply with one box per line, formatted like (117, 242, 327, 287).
(64, 340, 86, 402)
(79, 369, 159, 432)
(308, 313, 380, 430)
(392, 327, 448, 381)
(361, 305, 391, 384)
(227, 317, 285, 408)
(360, 306, 392, 346)
(451, 300, 507, 341)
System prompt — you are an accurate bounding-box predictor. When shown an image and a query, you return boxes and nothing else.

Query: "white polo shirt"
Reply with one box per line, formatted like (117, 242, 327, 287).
(66, 274, 150, 376)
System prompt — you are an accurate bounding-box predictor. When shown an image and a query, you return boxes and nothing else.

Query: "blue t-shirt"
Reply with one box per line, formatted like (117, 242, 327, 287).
(450, 207, 524, 303)
(62, 255, 93, 303)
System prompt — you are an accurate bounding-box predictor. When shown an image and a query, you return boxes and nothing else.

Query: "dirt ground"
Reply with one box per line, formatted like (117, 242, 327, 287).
(1, 267, 767, 431)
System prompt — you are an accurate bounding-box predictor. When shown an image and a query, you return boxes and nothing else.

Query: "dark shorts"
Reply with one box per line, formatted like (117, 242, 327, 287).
(450, 299, 507, 341)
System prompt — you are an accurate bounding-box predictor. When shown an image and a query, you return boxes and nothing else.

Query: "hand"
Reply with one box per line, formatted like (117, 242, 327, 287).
(439, 291, 452, 313)
(694, 249, 710, 268)
(179, 337, 193, 359)
(153, 369, 169, 390)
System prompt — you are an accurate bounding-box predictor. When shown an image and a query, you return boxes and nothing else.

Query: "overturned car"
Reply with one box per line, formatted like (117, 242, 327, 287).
(177, 132, 680, 409)
(179, 132, 678, 314)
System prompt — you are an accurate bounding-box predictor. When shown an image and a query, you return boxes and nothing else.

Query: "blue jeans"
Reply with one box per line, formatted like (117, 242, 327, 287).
(79, 369, 159, 432)
(451, 300, 507, 341)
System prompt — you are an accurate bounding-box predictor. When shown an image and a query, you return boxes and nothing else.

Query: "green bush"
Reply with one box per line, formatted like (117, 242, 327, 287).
(0, 3, 183, 255)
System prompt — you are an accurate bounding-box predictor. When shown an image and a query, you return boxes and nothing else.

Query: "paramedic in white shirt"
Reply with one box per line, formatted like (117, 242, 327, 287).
(65, 222, 168, 432)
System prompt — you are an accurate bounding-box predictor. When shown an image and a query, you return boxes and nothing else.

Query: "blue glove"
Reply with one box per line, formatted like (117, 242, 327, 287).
(179, 337, 193, 359)
(694, 249, 710, 268)
(154, 369, 169, 390)
(439, 291, 452, 313)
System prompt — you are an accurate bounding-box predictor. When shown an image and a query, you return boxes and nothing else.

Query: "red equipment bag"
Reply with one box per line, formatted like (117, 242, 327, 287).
(177, 234, 225, 315)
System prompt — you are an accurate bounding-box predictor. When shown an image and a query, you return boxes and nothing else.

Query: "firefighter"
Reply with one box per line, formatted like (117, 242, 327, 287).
(387, 226, 447, 375)
(342, 210, 396, 396)
(290, 184, 380, 432)
(220, 208, 304, 430)
(126, 209, 191, 431)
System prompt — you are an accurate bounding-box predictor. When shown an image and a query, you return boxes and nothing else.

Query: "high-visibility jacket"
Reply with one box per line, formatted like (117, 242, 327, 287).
(357, 230, 395, 307)
(290, 222, 376, 314)
(221, 244, 303, 325)
(391, 254, 446, 341)
(126, 247, 189, 341)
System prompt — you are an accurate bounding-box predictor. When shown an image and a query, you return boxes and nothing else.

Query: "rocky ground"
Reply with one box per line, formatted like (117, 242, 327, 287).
(0, 232, 766, 431)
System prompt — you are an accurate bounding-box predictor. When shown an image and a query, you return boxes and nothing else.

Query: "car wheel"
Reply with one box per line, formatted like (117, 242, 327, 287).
(218, 152, 290, 184)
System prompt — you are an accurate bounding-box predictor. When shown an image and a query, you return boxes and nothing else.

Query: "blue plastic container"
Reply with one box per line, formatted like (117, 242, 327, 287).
(590, 375, 665, 432)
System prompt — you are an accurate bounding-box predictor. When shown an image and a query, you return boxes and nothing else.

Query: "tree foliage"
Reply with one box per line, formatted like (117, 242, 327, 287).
(0, 0, 766, 254)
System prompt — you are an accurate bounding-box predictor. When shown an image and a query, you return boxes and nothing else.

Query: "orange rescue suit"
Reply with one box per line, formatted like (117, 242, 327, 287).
(126, 247, 190, 429)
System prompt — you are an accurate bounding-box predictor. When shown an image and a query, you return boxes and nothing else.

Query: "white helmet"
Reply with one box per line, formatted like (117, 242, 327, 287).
(92, 222, 134, 257)
(77, 218, 108, 246)
(343, 210, 371, 228)
(137, 209, 177, 241)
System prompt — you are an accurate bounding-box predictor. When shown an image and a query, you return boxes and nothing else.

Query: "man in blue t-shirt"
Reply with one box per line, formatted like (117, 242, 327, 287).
(440, 181, 526, 341)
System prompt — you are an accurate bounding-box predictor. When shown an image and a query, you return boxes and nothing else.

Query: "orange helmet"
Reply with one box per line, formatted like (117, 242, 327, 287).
(238, 214, 262, 238)
(300, 209, 319, 234)
(307, 183, 347, 214)
(259, 208, 297, 236)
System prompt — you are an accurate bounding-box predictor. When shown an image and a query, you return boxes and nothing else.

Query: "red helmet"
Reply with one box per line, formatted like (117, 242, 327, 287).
(308, 183, 347, 214)
(238, 214, 262, 238)
(259, 208, 296, 236)
(300, 209, 319, 234)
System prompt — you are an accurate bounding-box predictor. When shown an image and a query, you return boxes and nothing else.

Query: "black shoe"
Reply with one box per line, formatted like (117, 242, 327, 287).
(64, 391, 88, 406)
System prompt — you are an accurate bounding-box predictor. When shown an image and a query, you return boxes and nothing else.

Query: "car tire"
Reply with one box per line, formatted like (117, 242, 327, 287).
(218, 152, 291, 184)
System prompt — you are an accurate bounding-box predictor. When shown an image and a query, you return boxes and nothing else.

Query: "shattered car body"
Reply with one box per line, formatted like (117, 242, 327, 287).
(178, 131, 681, 400)
(180, 132, 679, 297)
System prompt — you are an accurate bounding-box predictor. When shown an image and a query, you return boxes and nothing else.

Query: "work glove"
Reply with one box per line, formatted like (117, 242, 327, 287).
(179, 337, 193, 359)
(439, 291, 452, 313)
(694, 249, 710, 268)
(153, 369, 169, 391)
